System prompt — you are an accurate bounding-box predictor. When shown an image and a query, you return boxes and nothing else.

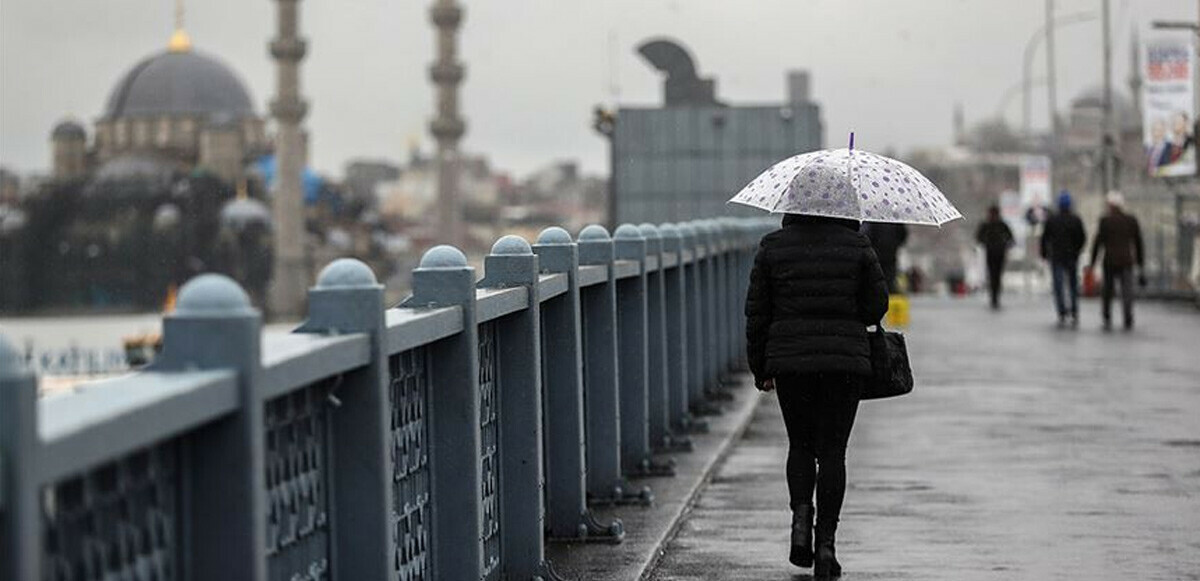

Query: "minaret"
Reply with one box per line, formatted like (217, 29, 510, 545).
(953, 102, 965, 146)
(429, 0, 466, 248)
(268, 0, 310, 318)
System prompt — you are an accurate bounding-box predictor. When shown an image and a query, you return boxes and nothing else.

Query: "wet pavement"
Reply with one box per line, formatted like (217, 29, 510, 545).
(649, 296, 1200, 580)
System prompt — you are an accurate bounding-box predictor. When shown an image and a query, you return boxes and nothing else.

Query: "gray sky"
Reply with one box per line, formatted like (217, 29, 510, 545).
(1, 0, 1194, 179)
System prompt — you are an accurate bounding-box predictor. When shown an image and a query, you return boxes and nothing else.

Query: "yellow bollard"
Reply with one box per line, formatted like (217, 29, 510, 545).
(886, 294, 910, 328)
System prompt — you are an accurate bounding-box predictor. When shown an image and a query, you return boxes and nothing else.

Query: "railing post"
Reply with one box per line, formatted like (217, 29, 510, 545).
(477, 235, 559, 579)
(637, 224, 668, 450)
(577, 225, 650, 505)
(639, 223, 692, 453)
(677, 224, 708, 416)
(614, 224, 673, 479)
(692, 222, 727, 411)
(718, 219, 736, 373)
(735, 219, 755, 368)
(727, 220, 744, 368)
(533, 228, 624, 542)
(154, 274, 266, 581)
(0, 335, 39, 581)
(400, 245, 483, 580)
(708, 220, 730, 380)
(658, 223, 705, 436)
(296, 258, 392, 580)
(717, 219, 733, 371)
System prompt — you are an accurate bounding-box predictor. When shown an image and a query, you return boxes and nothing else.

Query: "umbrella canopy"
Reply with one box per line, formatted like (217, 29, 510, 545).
(728, 148, 963, 226)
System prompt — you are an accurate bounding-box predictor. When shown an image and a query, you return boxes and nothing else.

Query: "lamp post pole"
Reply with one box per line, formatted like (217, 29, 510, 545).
(1101, 0, 1115, 195)
(1022, 11, 1095, 137)
(1046, 0, 1059, 141)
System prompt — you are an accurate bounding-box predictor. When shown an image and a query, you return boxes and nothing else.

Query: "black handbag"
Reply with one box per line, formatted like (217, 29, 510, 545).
(863, 323, 914, 400)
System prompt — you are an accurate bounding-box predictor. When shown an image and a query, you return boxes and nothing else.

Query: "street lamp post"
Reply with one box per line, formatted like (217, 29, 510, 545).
(1022, 10, 1096, 138)
(1101, 0, 1115, 195)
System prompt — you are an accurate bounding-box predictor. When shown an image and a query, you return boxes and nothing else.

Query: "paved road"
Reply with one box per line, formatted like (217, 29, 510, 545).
(650, 296, 1200, 580)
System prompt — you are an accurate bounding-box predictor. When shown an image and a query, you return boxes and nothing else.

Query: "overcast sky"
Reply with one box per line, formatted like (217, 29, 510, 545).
(1, 0, 1194, 179)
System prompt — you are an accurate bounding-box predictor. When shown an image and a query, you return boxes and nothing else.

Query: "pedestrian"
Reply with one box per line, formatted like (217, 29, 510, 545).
(862, 222, 908, 293)
(745, 214, 889, 578)
(975, 205, 1014, 309)
(1040, 190, 1087, 327)
(1088, 191, 1146, 331)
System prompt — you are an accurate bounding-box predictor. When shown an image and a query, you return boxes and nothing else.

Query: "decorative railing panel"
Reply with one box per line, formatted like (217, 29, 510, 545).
(41, 442, 180, 581)
(264, 381, 333, 581)
(477, 321, 502, 581)
(389, 348, 432, 581)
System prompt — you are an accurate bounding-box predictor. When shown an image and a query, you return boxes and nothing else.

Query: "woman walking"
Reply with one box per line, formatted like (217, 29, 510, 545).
(745, 213, 889, 577)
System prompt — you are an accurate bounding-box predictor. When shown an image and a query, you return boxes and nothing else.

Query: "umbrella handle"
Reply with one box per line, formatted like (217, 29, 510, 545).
(849, 131, 855, 151)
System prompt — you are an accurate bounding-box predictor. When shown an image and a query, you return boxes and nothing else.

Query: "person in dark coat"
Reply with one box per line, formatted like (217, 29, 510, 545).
(1040, 190, 1087, 326)
(745, 214, 889, 576)
(975, 205, 1014, 309)
(1089, 191, 1145, 330)
(862, 222, 909, 293)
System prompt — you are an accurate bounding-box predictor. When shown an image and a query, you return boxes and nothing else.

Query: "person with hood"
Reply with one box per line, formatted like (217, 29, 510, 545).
(1040, 190, 1087, 327)
(975, 205, 1015, 309)
(745, 214, 889, 577)
(1089, 191, 1145, 330)
(862, 222, 909, 293)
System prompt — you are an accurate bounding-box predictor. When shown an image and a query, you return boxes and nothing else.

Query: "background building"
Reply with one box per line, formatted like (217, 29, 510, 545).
(51, 30, 268, 186)
(1, 26, 277, 313)
(610, 39, 823, 225)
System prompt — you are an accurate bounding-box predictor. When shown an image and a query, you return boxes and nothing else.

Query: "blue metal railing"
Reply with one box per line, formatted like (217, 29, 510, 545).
(0, 218, 773, 581)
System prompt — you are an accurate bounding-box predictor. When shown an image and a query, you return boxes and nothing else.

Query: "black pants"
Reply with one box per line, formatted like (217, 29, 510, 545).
(986, 254, 1006, 307)
(776, 373, 862, 537)
(1101, 265, 1135, 326)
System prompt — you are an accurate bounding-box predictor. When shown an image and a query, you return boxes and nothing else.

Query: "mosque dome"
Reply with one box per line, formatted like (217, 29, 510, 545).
(1070, 86, 1140, 130)
(52, 120, 87, 140)
(103, 49, 257, 121)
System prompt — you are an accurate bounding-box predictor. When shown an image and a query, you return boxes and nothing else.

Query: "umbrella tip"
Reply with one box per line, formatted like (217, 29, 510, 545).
(849, 131, 855, 151)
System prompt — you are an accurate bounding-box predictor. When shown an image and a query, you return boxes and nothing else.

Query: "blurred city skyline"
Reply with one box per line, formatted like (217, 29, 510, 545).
(1, 0, 1194, 178)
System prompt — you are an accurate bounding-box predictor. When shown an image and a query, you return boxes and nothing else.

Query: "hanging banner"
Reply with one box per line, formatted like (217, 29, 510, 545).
(1142, 33, 1196, 178)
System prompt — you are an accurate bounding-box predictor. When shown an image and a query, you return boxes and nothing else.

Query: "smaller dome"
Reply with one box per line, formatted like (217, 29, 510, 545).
(52, 120, 86, 140)
(0, 207, 27, 235)
(153, 204, 182, 230)
(219, 197, 272, 229)
(1071, 86, 1139, 130)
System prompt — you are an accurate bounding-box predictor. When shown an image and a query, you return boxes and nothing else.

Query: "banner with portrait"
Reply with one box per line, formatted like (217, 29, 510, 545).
(1142, 33, 1196, 178)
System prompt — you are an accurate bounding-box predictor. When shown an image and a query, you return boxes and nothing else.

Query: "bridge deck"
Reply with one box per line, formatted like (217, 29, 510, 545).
(649, 297, 1200, 580)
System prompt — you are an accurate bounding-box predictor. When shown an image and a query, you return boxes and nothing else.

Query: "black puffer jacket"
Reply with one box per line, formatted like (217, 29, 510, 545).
(745, 215, 890, 383)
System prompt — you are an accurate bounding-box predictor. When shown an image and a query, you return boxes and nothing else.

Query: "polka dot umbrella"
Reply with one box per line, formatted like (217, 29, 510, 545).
(728, 134, 963, 226)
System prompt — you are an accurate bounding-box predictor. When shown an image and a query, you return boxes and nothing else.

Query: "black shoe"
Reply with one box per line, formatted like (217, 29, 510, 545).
(789, 505, 814, 567)
(1102, 319, 1112, 332)
(1069, 314, 1079, 329)
(1123, 318, 1134, 331)
(814, 540, 841, 579)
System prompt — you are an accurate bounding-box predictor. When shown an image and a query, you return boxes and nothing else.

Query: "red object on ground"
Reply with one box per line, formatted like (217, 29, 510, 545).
(1083, 267, 1099, 297)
